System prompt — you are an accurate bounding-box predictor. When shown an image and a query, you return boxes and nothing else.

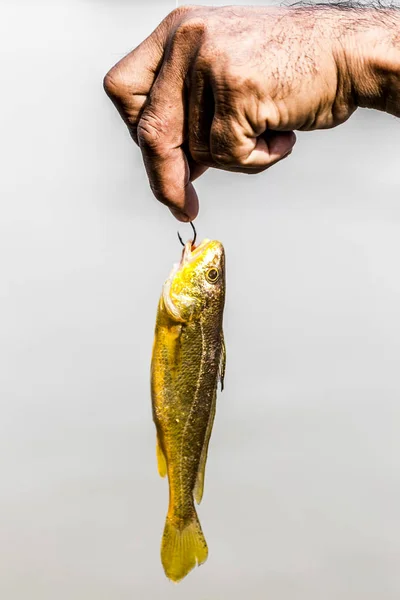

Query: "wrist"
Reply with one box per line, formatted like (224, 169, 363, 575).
(338, 9, 400, 116)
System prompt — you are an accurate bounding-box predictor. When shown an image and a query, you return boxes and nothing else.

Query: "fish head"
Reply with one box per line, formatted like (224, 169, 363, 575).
(162, 239, 225, 322)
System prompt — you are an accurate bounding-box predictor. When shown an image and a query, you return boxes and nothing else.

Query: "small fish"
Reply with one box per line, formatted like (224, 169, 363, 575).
(151, 238, 226, 582)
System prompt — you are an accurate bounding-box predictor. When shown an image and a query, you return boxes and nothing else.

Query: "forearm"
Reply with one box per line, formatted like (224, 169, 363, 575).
(353, 11, 400, 117)
(322, 6, 400, 117)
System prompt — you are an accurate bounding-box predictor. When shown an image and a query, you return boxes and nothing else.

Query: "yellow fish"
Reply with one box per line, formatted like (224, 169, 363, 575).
(151, 238, 226, 582)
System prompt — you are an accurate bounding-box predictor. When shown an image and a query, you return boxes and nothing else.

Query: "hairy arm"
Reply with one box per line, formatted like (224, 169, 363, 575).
(104, 5, 400, 221)
(320, 4, 400, 116)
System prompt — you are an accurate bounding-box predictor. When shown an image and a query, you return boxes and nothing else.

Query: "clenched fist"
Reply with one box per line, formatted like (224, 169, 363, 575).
(104, 5, 400, 221)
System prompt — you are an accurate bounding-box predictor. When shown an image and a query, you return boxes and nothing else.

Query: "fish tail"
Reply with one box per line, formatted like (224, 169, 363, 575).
(161, 507, 208, 583)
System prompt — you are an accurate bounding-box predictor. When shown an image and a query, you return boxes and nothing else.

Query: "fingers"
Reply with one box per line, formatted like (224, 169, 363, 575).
(104, 7, 297, 222)
(188, 63, 296, 172)
(103, 8, 188, 144)
(103, 39, 163, 143)
(138, 83, 199, 222)
(137, 22, 207, 222)
(104, 10, 208, 221)
(189, 109, 296, 173)
(210, 115, 296, 171)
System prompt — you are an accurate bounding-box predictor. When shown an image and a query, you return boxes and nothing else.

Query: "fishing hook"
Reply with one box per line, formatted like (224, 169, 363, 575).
(177, 222, 197, 247)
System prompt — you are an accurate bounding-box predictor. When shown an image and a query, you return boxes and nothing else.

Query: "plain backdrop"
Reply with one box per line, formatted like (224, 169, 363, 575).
(1, 1, 400, 598)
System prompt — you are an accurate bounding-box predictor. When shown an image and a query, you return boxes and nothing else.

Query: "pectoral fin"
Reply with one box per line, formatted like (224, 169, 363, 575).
(156, 433, 167, 478)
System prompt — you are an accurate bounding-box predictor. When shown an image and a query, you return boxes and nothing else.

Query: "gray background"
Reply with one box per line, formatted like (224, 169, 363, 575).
(2, 0, 400, 598)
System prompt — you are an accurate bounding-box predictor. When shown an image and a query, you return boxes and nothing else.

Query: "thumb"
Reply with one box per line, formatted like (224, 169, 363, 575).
(137, 22, 206, 222)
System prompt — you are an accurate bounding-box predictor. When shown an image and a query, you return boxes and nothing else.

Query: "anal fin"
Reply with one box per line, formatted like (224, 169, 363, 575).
(156, 433, 167, 478)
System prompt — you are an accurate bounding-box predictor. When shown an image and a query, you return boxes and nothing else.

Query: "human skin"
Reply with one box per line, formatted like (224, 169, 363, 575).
(104, 5, 400, 222)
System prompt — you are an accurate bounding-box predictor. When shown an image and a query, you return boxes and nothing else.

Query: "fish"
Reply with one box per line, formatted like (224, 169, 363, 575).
(151, 238, 226, 583)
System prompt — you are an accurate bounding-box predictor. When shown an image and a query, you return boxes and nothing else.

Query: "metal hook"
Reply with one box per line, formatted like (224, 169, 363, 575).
(177, 222, 197, 247)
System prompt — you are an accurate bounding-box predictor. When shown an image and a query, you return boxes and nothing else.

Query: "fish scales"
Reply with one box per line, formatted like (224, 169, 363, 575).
(151, 238, 226, 582)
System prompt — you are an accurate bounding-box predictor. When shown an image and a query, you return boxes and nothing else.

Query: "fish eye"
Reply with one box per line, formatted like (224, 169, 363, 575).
(206, 267, 219, 283)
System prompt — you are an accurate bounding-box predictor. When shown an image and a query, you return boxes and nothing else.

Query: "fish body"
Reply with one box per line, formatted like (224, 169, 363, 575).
(151, 239, 226, 582)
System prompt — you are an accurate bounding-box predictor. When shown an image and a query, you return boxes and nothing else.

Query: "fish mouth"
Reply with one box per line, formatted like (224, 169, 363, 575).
(180, 238, 212, 266)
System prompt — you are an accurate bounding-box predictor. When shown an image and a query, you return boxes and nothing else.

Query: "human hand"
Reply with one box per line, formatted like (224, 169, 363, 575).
(104, 5, 400, 221)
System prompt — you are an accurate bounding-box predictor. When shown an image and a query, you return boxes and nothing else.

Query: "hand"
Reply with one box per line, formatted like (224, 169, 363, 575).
(104, 5, 400, 221)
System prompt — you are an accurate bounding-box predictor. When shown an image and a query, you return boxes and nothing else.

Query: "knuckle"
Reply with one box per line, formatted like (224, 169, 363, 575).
(137, 111, 166, 152)
(103, 65, 128, 101)
(162, 6, 204, 38)
(168, 5, 197, 20)
(137, 121, 160, 151)
(103, 71, 116, 98)
(173, 16, 207, 44)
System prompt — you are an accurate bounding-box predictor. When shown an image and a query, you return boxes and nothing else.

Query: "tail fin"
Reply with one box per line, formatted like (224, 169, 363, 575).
(161, 509, 208, 582)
